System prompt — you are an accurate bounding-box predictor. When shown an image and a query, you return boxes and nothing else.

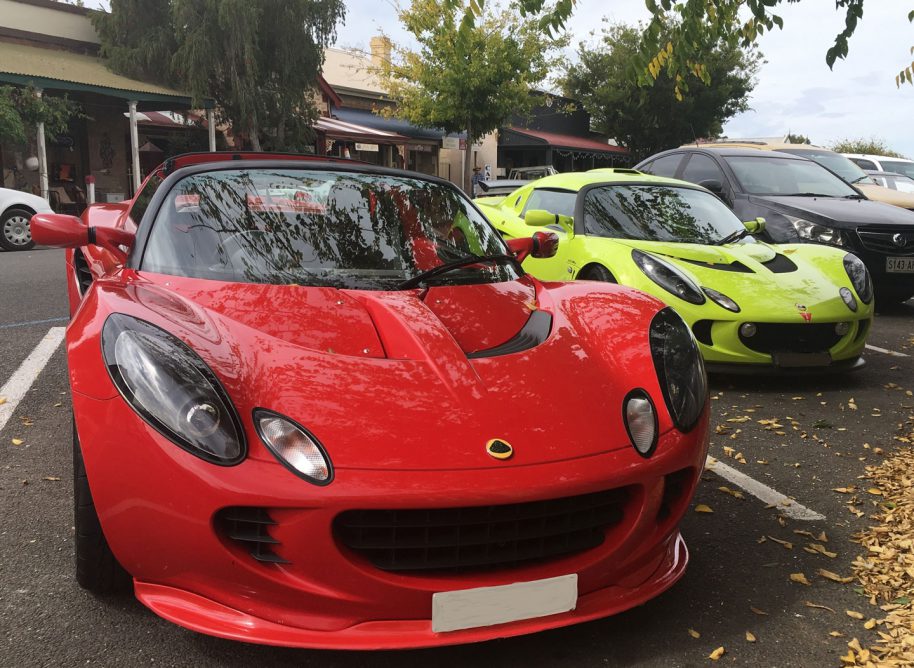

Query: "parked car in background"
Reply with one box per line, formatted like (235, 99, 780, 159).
(0, 187, 54, 251)
(680, 141, 914, 211)
(508, 165, 558, 180)
(30, 151, 710, 649)
(476, 169, 873, 372)
(845, 154, 914, 181)
(866, 171, 914, 194)
(636, 147, 914, 305)
(475, 179, 528, 197)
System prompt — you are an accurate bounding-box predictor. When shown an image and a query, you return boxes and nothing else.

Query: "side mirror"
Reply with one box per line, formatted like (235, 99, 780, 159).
(524, 208, 574, 237)
(30, 213, 135, 263)
(742, 217, 766, 234)
(505, 231, 559, 262)
(698, 179, 724, 195)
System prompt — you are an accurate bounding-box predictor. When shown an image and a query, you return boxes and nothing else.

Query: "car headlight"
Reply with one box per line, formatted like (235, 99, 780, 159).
(649, 308, 708, 432)
(102, 314, 245, 464)
(702, 287, 740, 312)
(839, 287, 858, 312)
(785, 216, 847, 246)
(843, 253, 873, 304)
(623, 390, 658, 457)
(632, 249, 706, 305)
(254, 409, 332, 485)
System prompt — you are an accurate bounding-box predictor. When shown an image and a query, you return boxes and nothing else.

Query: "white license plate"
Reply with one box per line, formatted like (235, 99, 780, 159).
(432, 574, 577, 633)
(886, 257, 914, 273)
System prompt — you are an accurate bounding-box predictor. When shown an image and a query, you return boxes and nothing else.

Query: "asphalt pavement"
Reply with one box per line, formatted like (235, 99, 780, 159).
(2, 248, 912, 667)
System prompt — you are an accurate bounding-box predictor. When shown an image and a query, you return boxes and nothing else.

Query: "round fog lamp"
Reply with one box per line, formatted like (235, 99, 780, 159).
(840, 287, 858, 312)
(623, 390, 658, 457)
(739, 322, 757, 338)
(835, 321, 850, 336)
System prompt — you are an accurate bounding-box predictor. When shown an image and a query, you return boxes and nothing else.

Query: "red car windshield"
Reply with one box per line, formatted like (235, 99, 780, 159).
(140, 169, 518, 289)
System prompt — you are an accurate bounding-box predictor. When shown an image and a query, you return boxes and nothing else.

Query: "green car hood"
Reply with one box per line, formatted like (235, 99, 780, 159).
(612, 239, 852, 316)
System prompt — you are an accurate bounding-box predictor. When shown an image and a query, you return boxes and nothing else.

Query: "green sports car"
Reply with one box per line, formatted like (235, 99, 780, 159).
(475, 169, 874, 372)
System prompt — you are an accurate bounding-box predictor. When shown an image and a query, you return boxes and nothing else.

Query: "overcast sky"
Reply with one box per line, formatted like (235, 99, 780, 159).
(337, 0, 914, 158)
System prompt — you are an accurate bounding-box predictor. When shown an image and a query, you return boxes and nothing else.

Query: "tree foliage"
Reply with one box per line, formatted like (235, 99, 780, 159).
(786, 133, 812, 145)
(92, 0, 346, 151)
(828, 137, 908, 159)
(636, 1, 914, 93)
(562, 21, 760, 161)
(378, 0, 565, 191)
(0, 85, 84, 145)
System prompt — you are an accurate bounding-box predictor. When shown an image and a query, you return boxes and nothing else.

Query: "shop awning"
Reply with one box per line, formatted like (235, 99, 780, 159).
(0, 41, 203, 109)
(332, 107, 455, 145)
(501, 127, 629, 156)
(314, 116, 409, 144)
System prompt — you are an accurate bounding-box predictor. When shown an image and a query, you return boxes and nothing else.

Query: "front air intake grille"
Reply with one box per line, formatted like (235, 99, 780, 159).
(739, 323, 843, 354)
(335, 488, 632, 573)
(857, 228, 914, 256)
(762, 253, 798, 273)
(216, 507, 289, 564)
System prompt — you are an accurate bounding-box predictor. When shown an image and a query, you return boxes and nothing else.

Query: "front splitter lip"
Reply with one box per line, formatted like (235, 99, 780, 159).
(134, 533, 688, 650)
(705, 355, 866, 375)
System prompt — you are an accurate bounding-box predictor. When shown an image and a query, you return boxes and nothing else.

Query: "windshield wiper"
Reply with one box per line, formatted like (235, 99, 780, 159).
(850, 175, 870, 184)
(396, 253, 519, 290)
(843, 193, 865, 199)
(715, 228, 751, 246)
(782, 192, 830, 197)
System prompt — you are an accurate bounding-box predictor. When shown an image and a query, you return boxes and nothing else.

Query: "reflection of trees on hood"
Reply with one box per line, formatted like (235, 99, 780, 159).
(584, 187, 719, 243)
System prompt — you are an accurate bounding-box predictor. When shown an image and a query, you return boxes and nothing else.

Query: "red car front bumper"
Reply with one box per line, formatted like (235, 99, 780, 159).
(74, 393, 708, 650)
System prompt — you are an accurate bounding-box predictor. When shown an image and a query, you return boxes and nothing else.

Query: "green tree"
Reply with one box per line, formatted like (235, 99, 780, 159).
(636, 1, 914, 95)
(378, 0, 565, 192)
(92, 0, 346, 151)
(562, 21, 760, 161)
(829, 138, 908, 158)
(786, 133, 812, 145)
(0, 85, 83, 145)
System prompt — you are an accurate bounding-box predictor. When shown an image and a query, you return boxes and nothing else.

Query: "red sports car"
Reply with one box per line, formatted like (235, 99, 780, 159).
(32, 153, 710, 649)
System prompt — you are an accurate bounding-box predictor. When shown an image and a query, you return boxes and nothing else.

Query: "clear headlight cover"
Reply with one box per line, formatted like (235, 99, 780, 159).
(255, 410, 332, 485)
(623, 390, 658, 457)
(843, 253, 873, 304)
(102, 313, 245, 465)
(632, 249, 706, 305)
(785, 216, 847, 246)
(649, 308, 708, 432)
(703, 287, 740, 312)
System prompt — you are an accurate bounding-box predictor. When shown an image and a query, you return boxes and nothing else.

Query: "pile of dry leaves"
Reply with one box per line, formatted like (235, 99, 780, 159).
(849, 429, 914, 666)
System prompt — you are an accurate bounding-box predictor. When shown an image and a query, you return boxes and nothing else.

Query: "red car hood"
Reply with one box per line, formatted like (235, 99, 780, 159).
(70, 272, 670, 471)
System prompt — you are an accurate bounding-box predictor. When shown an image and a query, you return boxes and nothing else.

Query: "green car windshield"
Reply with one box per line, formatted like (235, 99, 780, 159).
(582, 184, 751, 244)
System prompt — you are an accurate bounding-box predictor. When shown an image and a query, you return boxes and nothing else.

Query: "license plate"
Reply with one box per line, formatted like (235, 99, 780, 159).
(432, 574, 578, 633)
(773, 352, 832, 367)
(886, 257, 914, 273)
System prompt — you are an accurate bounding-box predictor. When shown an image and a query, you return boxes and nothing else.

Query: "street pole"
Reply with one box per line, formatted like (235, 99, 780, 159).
(128, 100, 140, 195)
(35, 89, 49, 202)
(206, 107, 216, 152)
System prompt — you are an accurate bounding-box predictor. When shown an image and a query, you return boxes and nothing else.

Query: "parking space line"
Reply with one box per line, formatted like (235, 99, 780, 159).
(705, 456, 826, 521)
(0, 327, 66, 433)
(865, 344, 909, 357)
(0, 316, 68, 331)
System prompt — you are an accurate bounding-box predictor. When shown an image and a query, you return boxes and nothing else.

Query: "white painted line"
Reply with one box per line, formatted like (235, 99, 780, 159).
(705, 456, 826, 521)
(866, 344, 909, 357)
(0, 327, 66, 433)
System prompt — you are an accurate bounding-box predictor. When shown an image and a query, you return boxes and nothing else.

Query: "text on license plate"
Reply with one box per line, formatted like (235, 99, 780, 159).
(432, 574, 578, 633)
(886, 257, 914, 273)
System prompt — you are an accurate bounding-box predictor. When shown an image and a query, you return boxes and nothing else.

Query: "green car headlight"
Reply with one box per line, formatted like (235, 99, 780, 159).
(843, 253, 872, 304)
(649, 308, 708, 433)
(632, 249, 705, 305)
(702, 287, 740, 312)
(785, 216, 847, 247)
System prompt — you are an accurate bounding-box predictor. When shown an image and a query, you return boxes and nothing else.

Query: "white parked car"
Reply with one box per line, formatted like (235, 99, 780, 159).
(0, 187, 54, 251)
(844, 153, 914, 181)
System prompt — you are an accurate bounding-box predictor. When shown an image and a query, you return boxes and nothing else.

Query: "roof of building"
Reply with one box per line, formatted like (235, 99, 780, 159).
(314, 116, 409, 144)
(322, 47, 385, 97)
(503, 127, 629, 154)
(333, 106, 461, 144)
(0, 40, 197, 106)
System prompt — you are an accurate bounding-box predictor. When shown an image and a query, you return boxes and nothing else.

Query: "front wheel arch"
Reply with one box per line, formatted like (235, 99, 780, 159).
(577, 263, 616, 283)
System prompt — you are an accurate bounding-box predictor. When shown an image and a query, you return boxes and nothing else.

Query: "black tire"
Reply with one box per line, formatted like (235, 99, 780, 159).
(73, 419, 130, 594)
(578, 264, 615, 282)
(0, 206, 36, 251)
